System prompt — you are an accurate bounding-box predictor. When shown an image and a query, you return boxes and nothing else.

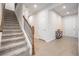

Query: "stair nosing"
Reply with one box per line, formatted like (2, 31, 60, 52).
(2, 32, 23, 37)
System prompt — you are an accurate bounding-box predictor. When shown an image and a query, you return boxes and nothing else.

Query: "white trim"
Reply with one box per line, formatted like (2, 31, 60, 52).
(45, 39, 54, 42)
(37, 37, 55, 43)
(63, 35, 78, 39)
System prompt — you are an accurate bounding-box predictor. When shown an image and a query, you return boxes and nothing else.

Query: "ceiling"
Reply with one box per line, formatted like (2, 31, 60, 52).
(24, 3, 54, 14)
(24, 3, 78, 17)
(52, 3, 78, 17)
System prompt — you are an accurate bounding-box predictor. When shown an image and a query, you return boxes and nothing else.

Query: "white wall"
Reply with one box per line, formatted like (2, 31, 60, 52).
(15, 4, 24, 29)
(34, 10, 51, 42)
(49, 11, 63, 31)
(33, 9, 63, 42)
(23, 5, 29, 20)
(31, 14, 38, 38)
(63, 15, 78, 38)
(23, 5, 33, 26)
(5, 3, 15, 11)
(49, 11, 63, 40)
(33, 9, 78, 42)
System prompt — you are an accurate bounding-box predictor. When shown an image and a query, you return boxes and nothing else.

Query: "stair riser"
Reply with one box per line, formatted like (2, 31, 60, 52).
(4, 22, 19, 24)
(4, 20, 17, 21)
(2, 34, 24, 39)
(4, 25, 19, 27)
(2, 38, 25, 46)
(0, 43, 26, 56)
(4, 20, 17, 22)
(3, 28, 20, 30)
(2, 33, 23, 37)
(3, 29, 21, 32)
(3, 31, 22, 33)
(3, 26, 20, 28)
(2, 47, 28, 56)
(4, 19, 17, 22)
(0, 41, 26, 51)
(2, 36, 25, 40)
(4, 24, 19, 26)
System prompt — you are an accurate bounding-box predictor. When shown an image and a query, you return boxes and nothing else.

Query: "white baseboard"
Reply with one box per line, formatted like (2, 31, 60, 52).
(63, 35, 78, 39)
(45, 39, 54, 42)
(35, 37, 55, 43)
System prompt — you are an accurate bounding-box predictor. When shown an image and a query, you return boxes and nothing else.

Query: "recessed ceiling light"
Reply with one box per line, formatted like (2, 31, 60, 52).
(63, 6, 66, 9)
(34, 4, 37, 8)
(66, 12, 70, 14)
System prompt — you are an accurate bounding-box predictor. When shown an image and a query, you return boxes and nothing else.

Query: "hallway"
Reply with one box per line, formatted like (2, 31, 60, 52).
(34, 37, 78, 56)
(0, 3, 78, 56)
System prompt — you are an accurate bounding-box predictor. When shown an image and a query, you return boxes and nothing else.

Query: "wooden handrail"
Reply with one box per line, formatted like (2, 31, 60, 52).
(23, 16, 32, 29)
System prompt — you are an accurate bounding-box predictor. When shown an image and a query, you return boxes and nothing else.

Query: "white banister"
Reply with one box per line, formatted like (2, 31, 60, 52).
(23, 15, 32, 55)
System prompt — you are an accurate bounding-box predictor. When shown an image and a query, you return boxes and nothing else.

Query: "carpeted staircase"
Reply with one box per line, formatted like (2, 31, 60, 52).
(0, 9, 30, 56)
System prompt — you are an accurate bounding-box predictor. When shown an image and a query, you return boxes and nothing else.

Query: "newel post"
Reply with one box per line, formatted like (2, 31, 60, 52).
(32, 26, 35, 55)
